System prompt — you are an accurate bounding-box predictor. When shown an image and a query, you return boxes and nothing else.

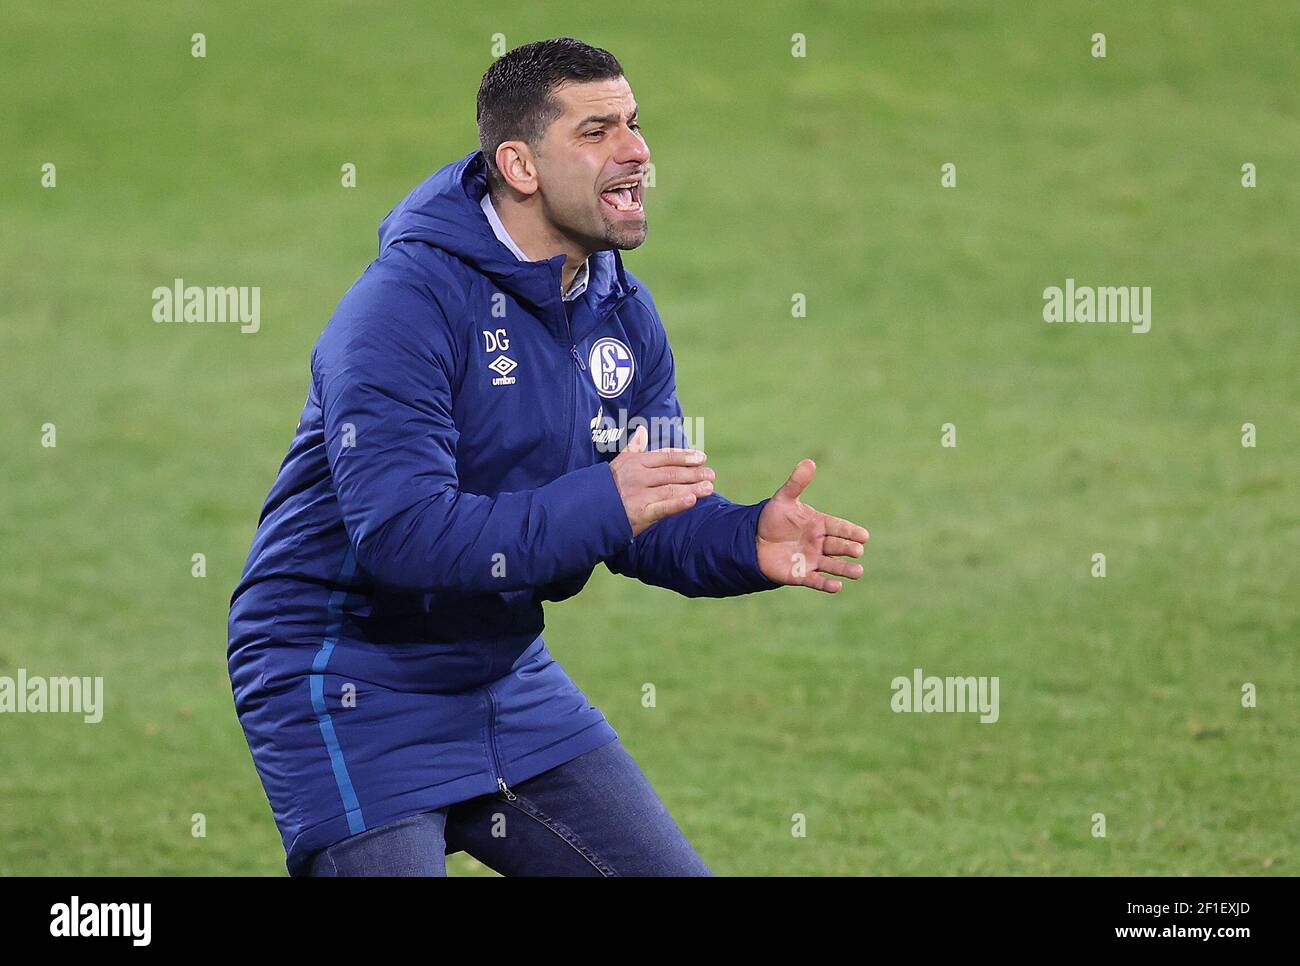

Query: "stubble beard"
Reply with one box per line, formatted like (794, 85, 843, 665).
(597, 210, 648, 251)
(549, 196, 648, 256)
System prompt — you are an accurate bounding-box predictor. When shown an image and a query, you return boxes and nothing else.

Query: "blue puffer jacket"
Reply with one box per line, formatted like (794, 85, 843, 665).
(227, 149, 781, 874)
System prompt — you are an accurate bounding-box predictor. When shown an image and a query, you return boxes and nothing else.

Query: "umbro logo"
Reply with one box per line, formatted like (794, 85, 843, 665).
(488, 354, 517, 386)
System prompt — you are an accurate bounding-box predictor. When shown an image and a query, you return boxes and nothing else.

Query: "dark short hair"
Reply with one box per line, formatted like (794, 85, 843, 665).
(476, 38, 624, 196)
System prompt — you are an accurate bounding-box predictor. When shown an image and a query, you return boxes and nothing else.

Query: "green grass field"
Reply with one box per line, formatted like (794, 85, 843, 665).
(2, 1, 1296, 875)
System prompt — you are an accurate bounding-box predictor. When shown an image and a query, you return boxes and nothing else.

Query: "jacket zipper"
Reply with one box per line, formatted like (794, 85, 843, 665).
(483, 686, 516, 801)
(558, 304, 584, 472)
(485, 286, 641, 801)
(559, 285, 638, 470)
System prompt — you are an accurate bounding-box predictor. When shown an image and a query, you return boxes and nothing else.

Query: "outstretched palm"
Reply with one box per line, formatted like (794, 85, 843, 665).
(756, 459, 869, 594)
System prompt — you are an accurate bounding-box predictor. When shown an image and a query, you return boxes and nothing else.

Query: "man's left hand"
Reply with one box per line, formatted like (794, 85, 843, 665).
(756, 459, 869, 594)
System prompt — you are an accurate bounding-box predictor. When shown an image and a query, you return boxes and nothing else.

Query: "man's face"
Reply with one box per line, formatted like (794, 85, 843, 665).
(531, 76, 650, 252)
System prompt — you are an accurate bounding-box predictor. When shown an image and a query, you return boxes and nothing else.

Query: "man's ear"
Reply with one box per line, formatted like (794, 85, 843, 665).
(494, 141, 540, 198)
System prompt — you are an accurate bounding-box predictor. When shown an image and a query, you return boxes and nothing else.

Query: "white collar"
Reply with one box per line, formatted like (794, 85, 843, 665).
(480, 193, 589, 302)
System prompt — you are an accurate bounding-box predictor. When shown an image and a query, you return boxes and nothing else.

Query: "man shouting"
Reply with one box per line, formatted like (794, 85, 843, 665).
(228, 37, 869, 877)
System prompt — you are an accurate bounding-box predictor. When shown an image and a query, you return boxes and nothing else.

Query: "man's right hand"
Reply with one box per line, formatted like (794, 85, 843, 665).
(609, 425, 714, 536)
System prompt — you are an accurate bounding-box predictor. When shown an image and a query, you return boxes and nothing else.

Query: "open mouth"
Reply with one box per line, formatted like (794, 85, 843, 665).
(599, 177, 643, 214)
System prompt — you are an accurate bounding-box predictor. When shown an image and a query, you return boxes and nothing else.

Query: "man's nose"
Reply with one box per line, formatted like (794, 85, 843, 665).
(615, 125, 650, 166)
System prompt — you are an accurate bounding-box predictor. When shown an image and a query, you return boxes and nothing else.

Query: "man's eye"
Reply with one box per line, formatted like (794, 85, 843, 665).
(630, 122, 641, 132)
(585, 130, 604, 139)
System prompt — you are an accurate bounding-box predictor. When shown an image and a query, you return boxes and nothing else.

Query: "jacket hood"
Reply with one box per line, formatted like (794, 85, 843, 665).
(377, 150, 633, 319)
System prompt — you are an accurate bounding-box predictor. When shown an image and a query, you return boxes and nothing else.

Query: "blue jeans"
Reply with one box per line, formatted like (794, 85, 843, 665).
(305, 738, 712, 876)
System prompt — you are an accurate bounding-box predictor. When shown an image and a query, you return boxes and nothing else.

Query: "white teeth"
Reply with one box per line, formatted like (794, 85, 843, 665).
(601, 184, 640, 211)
